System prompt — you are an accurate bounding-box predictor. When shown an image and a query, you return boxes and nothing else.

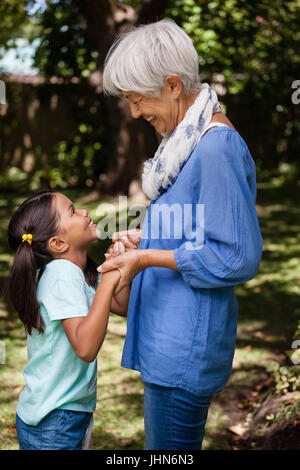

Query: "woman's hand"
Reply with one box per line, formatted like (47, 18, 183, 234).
(98, 250, 144, 294)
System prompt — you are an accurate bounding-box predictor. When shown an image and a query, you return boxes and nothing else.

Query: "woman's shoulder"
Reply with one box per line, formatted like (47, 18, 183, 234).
(193, 125, 253, 170)
(199, 125, 247, 151)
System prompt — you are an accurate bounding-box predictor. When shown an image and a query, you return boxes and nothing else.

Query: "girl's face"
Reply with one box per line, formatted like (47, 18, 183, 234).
(53, 193, 98, 251)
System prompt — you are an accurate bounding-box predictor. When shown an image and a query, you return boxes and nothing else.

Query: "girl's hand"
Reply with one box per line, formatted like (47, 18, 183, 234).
(105, 240, 126, 260)
(105, 229, 142, 260)
(112, 229, 142, 250)
(102, 268, 121, 291)
(98, 250, 143, 294)
(104, 242, 126, 298)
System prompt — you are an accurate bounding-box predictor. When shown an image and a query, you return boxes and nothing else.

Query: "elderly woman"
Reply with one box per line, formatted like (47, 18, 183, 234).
(99, 19, 263, 450)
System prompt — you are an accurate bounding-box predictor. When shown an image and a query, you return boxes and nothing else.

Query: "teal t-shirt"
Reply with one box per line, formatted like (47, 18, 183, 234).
(17, 259, 99, 426)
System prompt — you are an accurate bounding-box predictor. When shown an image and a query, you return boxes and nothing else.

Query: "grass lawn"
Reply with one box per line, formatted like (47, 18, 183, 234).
(0, 182, 299, 450)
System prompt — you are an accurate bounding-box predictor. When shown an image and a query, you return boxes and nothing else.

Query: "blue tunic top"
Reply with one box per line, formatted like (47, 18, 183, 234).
(121, 127, 263, 396)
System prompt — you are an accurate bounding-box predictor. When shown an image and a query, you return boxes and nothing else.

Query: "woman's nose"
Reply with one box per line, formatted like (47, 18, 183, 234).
(81, 208, 88, 217)
(130, 102, 142, 119)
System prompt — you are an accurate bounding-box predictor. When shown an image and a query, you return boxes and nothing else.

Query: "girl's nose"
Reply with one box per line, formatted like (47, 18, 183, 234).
(81, 208, 88, 217)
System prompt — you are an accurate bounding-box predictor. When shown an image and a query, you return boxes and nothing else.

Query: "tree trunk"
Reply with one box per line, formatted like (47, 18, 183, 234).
(76, 0, 165, 196)
(137, 0, 170, 23)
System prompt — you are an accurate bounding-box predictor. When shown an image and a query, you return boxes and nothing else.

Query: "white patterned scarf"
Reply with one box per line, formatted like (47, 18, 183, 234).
(141, 83, 222, 201)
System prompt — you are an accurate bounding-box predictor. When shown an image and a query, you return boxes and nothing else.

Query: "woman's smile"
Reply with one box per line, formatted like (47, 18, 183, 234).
(122, 90, 177, 134)
(145, 115, 156, 124)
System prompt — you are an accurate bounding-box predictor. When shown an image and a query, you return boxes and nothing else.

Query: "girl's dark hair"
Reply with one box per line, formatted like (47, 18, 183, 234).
(8, 191, 98, 335)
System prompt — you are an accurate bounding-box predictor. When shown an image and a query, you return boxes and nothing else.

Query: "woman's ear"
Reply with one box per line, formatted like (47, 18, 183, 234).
(48, 235, 69, 255)
(165, 76, 182, 99)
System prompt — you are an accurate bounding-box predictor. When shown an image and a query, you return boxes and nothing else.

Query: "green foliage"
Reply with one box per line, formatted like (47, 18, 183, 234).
(268, 361, 300, 396)
(165, 0, 300, 172)
(0, 1, 30, 50)
(166, 0, 300, 89)
(34, 0, 99, 79)
(267, 320, 300, 397)
(42, 128, 103, 190)
(1, 0, 300, 190)
(0, 78, 105, 191)
(265, 322, 300, 425)
(20, 1, 105, 191)
(272, 400, 300, 425)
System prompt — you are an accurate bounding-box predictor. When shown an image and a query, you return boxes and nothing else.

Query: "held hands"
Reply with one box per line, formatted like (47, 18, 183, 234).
(98, 229, 142, 294)
(104, 229, 142, 259)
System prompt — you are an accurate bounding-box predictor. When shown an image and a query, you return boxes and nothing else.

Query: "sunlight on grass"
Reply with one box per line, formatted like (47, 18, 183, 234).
(0, 184, 299, 450)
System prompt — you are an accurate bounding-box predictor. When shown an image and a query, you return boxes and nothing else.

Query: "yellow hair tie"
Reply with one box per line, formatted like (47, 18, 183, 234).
(22, 233, 33, 245)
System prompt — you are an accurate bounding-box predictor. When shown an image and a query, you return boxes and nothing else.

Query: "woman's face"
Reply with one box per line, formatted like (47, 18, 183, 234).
(123, 81, 181, 134)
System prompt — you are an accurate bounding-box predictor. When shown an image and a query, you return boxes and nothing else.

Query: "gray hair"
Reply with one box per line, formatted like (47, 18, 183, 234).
(103, 19, 201, 98)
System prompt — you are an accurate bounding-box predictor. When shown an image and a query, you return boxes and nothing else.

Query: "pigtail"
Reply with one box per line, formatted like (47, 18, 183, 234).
(9, 240, 44, 334)
(8, 190, 58, 335)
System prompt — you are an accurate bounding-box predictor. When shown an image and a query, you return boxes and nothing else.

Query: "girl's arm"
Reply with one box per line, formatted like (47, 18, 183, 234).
(62, 270, 120, 363)
(104, 239, 133, 316)
(110, 283, 131, 317)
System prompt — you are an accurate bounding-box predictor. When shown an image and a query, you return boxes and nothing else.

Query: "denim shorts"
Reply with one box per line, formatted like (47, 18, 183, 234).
(16, 409, 92, 450)
(144, 382, 211, 450)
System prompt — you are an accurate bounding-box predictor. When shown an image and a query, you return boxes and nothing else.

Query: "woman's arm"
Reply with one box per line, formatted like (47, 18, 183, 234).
(62, 270, 120, 362)
(100, 234, 177, 312)
(139, 249, 179, 271)
(98, 249, 179, 294)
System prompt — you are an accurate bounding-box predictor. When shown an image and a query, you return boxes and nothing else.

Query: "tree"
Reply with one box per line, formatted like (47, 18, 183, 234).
(165, 0, 300, 172)
(0, 1, 30, 49)
(1, 0, 299, 192)
(33, 0, 300, 187)
(33, 0, 169, 195)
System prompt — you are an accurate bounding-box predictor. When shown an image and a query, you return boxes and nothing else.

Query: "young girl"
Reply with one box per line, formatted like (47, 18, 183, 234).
(8, 190, 130, 450)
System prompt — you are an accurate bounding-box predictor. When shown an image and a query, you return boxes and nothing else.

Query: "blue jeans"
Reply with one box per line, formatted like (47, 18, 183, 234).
(144, 382, 211, 450)
(16, 409, 92, 450)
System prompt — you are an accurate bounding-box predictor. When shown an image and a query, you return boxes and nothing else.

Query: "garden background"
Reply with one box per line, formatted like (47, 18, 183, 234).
(0, 0, 300, 450)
